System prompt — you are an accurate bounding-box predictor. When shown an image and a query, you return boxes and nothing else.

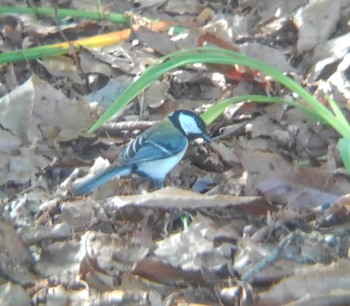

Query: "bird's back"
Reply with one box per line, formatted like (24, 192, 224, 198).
(120, 119, 188, 165)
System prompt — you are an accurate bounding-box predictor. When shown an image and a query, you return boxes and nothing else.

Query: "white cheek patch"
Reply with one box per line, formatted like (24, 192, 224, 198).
(178, 113, 202, 135)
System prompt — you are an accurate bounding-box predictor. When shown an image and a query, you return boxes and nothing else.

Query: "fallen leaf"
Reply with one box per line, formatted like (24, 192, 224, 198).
(104, 186, 272, 215)
(0, 283, 31, 306)
(294, 0, 341, 54)
(253, 260, 350, 306)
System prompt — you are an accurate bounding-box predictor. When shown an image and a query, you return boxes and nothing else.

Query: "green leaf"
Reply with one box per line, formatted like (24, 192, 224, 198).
(89, 47, 350, 134)
(339, 138, 350, 172)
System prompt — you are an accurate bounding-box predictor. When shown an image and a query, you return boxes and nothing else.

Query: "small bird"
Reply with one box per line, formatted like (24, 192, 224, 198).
(73, 109, 211, 195)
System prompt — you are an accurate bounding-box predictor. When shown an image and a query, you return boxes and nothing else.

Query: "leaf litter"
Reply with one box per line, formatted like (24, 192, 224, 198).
(2, 0, 350, 305)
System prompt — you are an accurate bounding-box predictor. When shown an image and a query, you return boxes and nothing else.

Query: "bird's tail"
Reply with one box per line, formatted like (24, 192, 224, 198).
(72, 164, 132, 195)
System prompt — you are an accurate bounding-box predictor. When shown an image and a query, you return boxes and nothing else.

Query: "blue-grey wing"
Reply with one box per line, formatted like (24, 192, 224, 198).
(121, 120, 188, 164)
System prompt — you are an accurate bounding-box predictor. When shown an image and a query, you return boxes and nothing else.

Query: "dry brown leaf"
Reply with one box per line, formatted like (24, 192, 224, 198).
(239, 151, 350, 213)
(253, 260, 350, 306)
(133, 214, 237, 285)
(294, 0, 341, 54)
(0, 220, 36, 285)
(0, 129, 21, 152)
(164, 0, 201, 14)
(133, 257, 204, 285)
(35, 239, 85, 277)
(0, 75, 94, 143)
(105, 186, 271, 215)
(0, 283, 31, 306)
(0, 220, 32, 266)
(134, 27, 179, 55)
(32, 281, 89, 306)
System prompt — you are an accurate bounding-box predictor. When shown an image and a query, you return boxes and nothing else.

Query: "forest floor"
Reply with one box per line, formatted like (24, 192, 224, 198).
(1, 0, 350, 305)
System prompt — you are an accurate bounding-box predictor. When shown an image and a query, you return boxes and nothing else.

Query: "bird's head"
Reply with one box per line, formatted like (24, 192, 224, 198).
(169, 110, 211, 142)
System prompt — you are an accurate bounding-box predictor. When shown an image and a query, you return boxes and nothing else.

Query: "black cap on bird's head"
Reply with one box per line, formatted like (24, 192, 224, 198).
(168, 110, 211, 142)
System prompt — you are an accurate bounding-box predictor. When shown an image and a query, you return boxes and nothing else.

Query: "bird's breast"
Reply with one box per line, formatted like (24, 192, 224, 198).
(135, 146, 187, 181)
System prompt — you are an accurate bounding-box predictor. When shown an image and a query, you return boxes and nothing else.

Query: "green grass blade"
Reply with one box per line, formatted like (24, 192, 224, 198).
(202, 96, 288, 124)
(0, 29, 133, 64)
(202, 95, 324, 125)
(89, 47, 350, 135)
(326, 94, 349, 129)
(0, 45, 68, 63)
(339, 138, 350, 172)
(0, 6, 129, 24)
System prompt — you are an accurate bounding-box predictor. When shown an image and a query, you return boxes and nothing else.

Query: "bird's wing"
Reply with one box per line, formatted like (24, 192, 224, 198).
(121, 120, 188, 164)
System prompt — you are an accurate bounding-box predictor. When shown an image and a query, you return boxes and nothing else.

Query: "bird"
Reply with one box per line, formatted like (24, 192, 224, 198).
(72, 109, 211, 195)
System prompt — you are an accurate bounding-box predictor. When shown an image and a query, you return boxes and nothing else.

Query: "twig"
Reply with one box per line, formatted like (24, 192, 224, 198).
(241, 233, 295, 282)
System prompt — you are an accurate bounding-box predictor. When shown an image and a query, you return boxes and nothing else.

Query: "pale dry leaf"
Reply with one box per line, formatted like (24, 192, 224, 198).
(0, 283, 31, 306)
(239, 150, 350, 212)
(238, 150, 291, 195)
(0, 75, 94, 143)
(154, 214, 229, 270)
(134, 27, 178, 55)
(250, 116, 275, 139)
(4, 64, 18, 90)
(41, 281, 89, 306)
(8, 148, 48, 180)
(79, 49, 120, 77)
(210, 142, 239, 165)
(164, 0, 201, 14)
(328, 53, 350, 99)
(120, 273, 169, 294)
(202, 17, 232, 42)
(0, 129, 22, 153)
(253, 260, 350, 306)
(35, 238, 86, 277)
(21, 223, 71, 245)
(240, 150, 350, 193)
(40, 56, 82, 83)
(105, 186, 269, 214)
(0, 147, 50, 185)
(20, 13, 77, 35)
(83, 231, 150, 280)
(294, 0, 341, 54)
(0, 221, 37, 284)
(0, 75, 35, 143)
(143, 81, 170, 108)
(240, 42, 296, 72)
(257, 179, 339, 212)
(86, 287, 158, 305)
(246, 0, 309, 22)
(95, 43, 156, 75)
(85, 76, 132, 108)
(61, 200, 95, 231)
(0, 220, 32, 266)
(138, 0, 166, 8)
(311, 32, 350, 66)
